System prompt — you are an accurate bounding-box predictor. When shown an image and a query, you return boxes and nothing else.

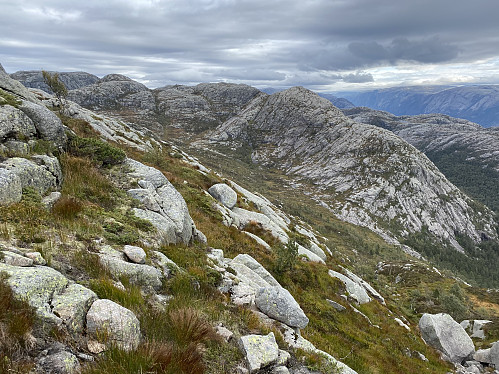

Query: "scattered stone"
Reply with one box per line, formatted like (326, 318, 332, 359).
(327, 299, 346, 311)
(394, 317, 410, 331)
(243, 231, 272, 250)
(42, 191, 62, 209)
(277, 349, 291, 366)
(86, 299, 141, 351)
(255, 286, 309, 329)
(123, 245, 146, 264)
(151, 250, 180, 277)
(193, 228, 207, 244)
(239, 332, 279, 373)
(272, 367, 290, 374)
(87, 340, 107, 354)
(215, 324, 234, 342)
(297, 244, 325, 263)
(208, 183, 238, 209)
(419, 313, 474, 363)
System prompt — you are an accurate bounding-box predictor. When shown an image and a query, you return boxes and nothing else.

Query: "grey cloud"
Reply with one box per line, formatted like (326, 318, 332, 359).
(342, 72, 374, 83)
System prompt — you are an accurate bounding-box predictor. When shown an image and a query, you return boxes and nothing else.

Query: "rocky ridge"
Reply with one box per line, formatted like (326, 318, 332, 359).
(205, 86, 497, 251)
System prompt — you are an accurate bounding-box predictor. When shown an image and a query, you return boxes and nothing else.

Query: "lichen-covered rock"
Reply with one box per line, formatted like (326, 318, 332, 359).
(208, 183, 238, 209)
(37, 350, 81, 374)
(231, 207, 288, 244)
(151, 250, 179, 277)
(0, 263, 69, 324)
(297, 244, 325, 263)
(0, 104, 36, 141)
(86, 299, 141, 351)
(328, 270, 371, 304)
(473, 348, 491, 364)
(239, 332, 279, 373)
(419, 313, 475, 363)
(0, 168, 22, 204)
(51, 283, 97, 334)
(125, 158, 168, 188)
(1, 157, 60, 195)
(98, 254, 163, 291)
(25, 251, 46, 265)
(232, 254, 281, 288)
(123, 245, 146, 264)
(31, 154, 63, 186)
(19, 101, 67, 146)
(1, 251, 33, 266)
(255, 287, 309, 329)
(42, 191, 62, 209)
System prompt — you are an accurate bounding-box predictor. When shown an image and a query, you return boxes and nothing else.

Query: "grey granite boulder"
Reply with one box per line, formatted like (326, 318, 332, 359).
(1, 251, 33, 266)
(1, 157, 60, 195)
(419, 313, 474, 363)
(0, 168, 22, 204)
(51, 283, 97, 334)
(208, 183, 238, 209)
(123, 245, 146, 264)
(0, 263, 69, 324)
(98, 253, 163, 291)
(0, 105, 36, 141)
(0, 64, 38, 102)
(255, 286, 309, 329)
(473, 348, 491, 364)
(489, 341, 499, 367)
(86, 299, 141, 351)
(126, 158, 195, 244)
(239, 332, 279, 373)
(19, 101, 67, 146)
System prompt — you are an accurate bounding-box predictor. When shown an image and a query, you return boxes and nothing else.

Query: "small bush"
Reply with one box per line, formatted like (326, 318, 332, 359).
(52, 196, 84, 220)
(68, 135, 126, 167)
(275, 239, 299, 275)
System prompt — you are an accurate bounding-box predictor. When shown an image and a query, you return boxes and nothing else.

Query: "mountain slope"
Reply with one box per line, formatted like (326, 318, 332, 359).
(342, 85, 499, 128)
(343, 107, 499, 214)
(205, 87, 497, 252)
(11, 70, 99, 92)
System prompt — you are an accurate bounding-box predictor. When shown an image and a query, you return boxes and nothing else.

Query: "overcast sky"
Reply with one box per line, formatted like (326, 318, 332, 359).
(2, 0, 499, 92)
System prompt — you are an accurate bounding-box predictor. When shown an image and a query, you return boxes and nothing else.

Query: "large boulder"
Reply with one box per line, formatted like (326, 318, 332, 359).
(489, 341, 499, 367)
(239, 332, 279, 373)
(1, 157, 61, 195)
(126, 159, 196, 244)
(208, 183, 238, 209)
(19, 101, 67, 146)
(255, 286, 309, 329)
(98, 253, 163, 291)
(419, 313, 474, 363)
(231, 207, 289, 243)
(51, 283, 97, 334)
(0, 105, 36, 141)
(86, 299, 141, 351)
(0, 263, 69, 324)
(0, 64, 38, 102)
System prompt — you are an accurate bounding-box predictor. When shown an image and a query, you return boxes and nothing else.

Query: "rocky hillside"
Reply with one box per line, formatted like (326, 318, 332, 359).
(4, 64, 499, 374)
(11, 70, 99, 92)
(205, 87, 497, 253)
(341, 85, 499, 128)
(343, 107, 499, 214)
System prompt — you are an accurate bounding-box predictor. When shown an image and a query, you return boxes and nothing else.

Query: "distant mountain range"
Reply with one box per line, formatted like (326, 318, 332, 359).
(338, 85, 499, 128)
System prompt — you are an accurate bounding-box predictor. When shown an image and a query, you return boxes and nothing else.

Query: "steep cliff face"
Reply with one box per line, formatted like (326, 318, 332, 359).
(208, 87, 497, 249)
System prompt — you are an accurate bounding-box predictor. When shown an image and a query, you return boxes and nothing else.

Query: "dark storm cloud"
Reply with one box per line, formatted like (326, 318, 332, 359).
(1, 0, 499, 90)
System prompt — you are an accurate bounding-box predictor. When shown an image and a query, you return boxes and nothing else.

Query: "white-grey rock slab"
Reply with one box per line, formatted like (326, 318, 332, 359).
(272, 367, 290, 374)
(471, 320, 492, 339)
(232, 254, 281, 288)
(208, 183, 238, 209)
(123, 245, 146, 264)
(51, 283, 97, 334)
(328, 270, 371, 304)
(25, 251, 46, 265)
(277, 349, 291, 365)
(0, 105, 36, 141)
(327, 299, 346, 311)
(42, 191, 61, 209)
(239, 332, 279, 373)
(255, 286, 309, 329)
(86, 299, 141, 351)
(243, 231, 271, 250)
(340, 266, 385, 304)
(151, 250, 180, 277)
(297, 244, 325, 263)
(125, 158, 168, 188)
(232, 207, 289, 244)
(1, 157, 59, 195)
(489, 341, 499, 367)
(419, 313, 475, 363)
(308, 242, 327, 261)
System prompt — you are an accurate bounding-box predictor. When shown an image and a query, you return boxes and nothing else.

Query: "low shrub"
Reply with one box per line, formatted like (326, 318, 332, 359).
(68, 135, 126, 167)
